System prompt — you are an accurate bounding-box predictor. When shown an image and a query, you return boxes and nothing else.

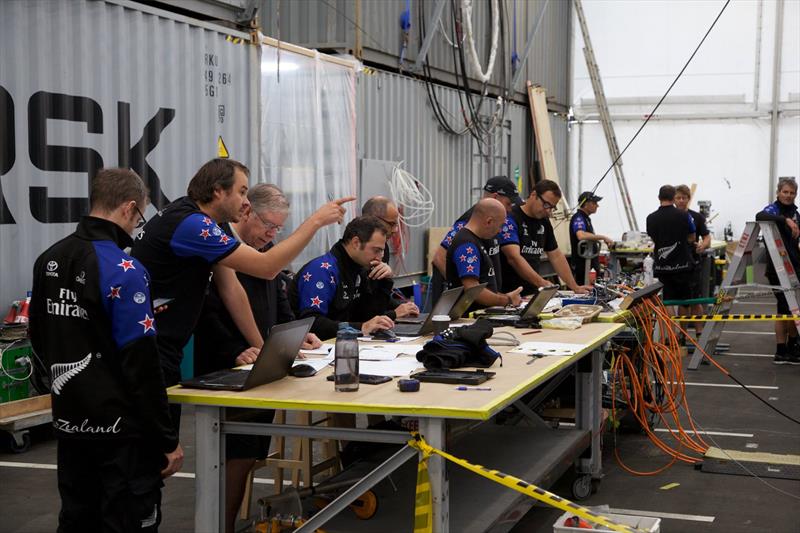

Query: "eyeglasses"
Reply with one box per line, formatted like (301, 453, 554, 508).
(254, 210, 284, 234)
(134, 205, 147, 229)
(378, 216, 400, 229)
(540, 198, 557, 211)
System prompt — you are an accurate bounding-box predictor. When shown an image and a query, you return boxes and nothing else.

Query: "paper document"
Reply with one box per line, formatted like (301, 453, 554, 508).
(508, 342, 585, 357)
(359, 344, 423, 360)
(299, 344, 334, 356)
(292, 356, 333, 371)
(359, 335, 422, 343)
(358, 357, 424, 377)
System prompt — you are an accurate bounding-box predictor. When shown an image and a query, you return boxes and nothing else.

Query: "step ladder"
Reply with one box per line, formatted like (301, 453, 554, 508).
(573, 0, 638, 231)
(688, 220, 800, 369)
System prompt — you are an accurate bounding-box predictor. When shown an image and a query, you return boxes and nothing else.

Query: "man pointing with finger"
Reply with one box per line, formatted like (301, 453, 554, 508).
(132, 158, 354, 430)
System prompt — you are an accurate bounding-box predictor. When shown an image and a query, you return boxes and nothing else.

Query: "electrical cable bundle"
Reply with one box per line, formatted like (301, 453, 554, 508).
(417, 0, 510, 156)
(611, 291, 800, 476)
(386, 162, 436, 272)
(611, 295, 710, 475)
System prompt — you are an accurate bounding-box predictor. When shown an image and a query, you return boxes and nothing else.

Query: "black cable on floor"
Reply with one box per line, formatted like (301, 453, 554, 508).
(584, 0, 732, 195)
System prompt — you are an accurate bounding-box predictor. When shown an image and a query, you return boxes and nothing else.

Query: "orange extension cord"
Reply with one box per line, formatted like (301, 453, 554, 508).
(610, 294, 732, 476)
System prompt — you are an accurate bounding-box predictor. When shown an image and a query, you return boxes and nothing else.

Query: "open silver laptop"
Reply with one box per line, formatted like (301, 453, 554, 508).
(484, 286, 559, 327)
(179, 317, 313, 391)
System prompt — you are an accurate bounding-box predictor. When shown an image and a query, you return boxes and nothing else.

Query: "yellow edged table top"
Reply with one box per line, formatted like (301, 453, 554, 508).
(168, 322, 624, 421)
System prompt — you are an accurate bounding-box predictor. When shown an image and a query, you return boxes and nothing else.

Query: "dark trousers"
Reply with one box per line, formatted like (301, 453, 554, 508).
(57, 438, 164, 533)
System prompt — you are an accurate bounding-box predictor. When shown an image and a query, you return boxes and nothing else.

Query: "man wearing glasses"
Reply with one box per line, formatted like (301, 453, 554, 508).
(360, 196, 420, 319)
(500, 179, 591, 295)
(30, 169, 183, 532)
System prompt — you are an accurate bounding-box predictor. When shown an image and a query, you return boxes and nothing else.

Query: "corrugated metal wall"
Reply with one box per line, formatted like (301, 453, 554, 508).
(0, 0, 255, 307)
(356, 68, 564, 278)
(257, 0, 571, 106)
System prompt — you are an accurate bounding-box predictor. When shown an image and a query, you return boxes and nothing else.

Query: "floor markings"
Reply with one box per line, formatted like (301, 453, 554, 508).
(653, 428, 754, 438)
(677, 382, 778, 390)
(0, 461, 294, 486)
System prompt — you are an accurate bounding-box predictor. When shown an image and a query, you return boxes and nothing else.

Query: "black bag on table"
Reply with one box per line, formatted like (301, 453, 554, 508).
(415, 319, 502, 370)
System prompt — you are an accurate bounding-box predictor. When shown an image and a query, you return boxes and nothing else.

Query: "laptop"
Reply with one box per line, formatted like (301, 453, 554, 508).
(393, 287, 465, 336)
(484, 286, 559, 328)
(396, 287, 464, 325)
(179, 317, 314, 391)
(448, 282, 488, 320)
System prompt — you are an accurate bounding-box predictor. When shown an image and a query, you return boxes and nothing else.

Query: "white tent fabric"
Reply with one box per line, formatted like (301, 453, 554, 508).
(259, 45, 358, 271)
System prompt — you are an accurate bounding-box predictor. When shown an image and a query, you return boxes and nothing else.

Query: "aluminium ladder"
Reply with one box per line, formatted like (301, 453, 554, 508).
(573, 0, 638, 231)
(688, 221, 800, 369)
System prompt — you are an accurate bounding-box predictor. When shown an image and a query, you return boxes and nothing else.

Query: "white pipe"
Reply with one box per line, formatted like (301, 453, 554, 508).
(768, 0, 785, 200)
(753, 0, 763, 111)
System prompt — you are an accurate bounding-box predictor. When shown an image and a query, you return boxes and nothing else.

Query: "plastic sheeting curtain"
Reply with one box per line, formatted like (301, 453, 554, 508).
(259, 45, 357, 271)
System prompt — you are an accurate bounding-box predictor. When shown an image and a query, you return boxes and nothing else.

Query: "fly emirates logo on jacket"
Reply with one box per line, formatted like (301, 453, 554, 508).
(47, 287, 89, 320)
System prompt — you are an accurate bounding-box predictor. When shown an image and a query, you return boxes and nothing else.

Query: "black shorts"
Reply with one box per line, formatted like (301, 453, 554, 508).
(688, 265, 704, 299)
(57, 438, 164, 533)
(226, 408, 274, 460)
(657, 271, 694, 302)
(767, 270, 792, 314)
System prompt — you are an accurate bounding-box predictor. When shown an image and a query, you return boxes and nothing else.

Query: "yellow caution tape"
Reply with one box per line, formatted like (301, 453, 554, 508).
(671, 314, 800, 322)
(408, 433, 644, 533)
(413, 457, 433, 533)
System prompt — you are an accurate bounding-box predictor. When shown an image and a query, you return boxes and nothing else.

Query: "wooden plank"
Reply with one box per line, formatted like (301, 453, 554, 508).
(427, 227, 450, 276)
(527, 83, 560, 184)
(0, 394, 51, 421)
(527, 82, 572, 256)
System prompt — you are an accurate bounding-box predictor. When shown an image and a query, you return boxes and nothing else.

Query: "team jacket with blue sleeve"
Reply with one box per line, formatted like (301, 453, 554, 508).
(29, 217, 178, 453)
(289, 240, 375, 340)
(131, 196, 240, 377)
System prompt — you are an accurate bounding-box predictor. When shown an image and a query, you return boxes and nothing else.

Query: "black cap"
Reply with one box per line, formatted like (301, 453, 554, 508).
(484, 176, 521, 203)
(578, 191, 603, 206)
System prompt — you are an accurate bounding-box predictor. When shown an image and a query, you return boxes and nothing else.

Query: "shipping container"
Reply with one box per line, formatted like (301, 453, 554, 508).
(0, 0, 257, 308)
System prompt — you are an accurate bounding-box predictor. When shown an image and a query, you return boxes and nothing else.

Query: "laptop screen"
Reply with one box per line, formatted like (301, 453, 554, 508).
(520, 286, 559, 320)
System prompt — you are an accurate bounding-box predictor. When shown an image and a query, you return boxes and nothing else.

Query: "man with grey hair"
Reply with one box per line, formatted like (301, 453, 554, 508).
(360, 196, 419, 318)
(194, 183, 322, 532)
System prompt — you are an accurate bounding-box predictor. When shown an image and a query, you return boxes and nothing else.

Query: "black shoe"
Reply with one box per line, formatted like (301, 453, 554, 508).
(774, 352, 792, 365)
(787, 352, 800, 366)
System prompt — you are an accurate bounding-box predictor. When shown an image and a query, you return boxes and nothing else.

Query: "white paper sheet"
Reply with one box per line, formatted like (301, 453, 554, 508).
(299, 344, 334, 356)
(358, 335, 422, 343)
(508, 341, 585, 357)
(359, 344, 423, 360)
(292, 356, 334, 371)
(358, 358, 424, 377)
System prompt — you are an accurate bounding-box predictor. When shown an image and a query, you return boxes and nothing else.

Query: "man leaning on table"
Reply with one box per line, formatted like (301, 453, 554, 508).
(446, 198, 524, 309)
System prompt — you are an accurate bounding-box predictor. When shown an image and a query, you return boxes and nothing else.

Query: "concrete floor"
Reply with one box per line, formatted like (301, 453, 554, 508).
(2, 296, 799, 532)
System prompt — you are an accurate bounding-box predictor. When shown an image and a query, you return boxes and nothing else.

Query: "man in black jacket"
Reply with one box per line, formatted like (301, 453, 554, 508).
(30, 168, 183, 532)
(194, 183, 323, 532)
(646, 185, 696, 317)
(756, 177, 800, 365)
(290, 216, 406, 339)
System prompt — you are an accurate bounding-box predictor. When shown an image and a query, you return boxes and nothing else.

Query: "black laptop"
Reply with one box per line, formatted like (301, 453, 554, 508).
(484, 286, 559, 328)
(179, 317, 313, 391)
